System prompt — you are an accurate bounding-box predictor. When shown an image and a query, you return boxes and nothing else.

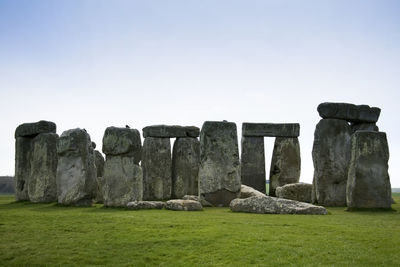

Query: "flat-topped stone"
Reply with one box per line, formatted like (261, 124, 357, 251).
(317, 102, 381, 123)
(276, 183, 312, 203)
(239, 185, 266, 199)
(242, 123, 299, 137)
(143, 125, 200, 138)
(165, 199, 203, 211)
(15, 120, 56, 138)
(126, 201, 165, 210)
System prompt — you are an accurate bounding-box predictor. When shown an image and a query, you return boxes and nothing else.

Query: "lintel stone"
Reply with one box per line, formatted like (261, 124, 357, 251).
(242, 123, 299, 137)
(143, 125, 199, 138)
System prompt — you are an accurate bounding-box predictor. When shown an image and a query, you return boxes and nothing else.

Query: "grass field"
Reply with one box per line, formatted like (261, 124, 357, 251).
(1, 195, 399, 266)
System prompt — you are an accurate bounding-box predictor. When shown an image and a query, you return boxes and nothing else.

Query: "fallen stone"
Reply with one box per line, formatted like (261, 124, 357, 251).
(240, 136, 266, 194)
(172, 137, 200, 198)
(230, 196, 327, 215)
(143, 125, 200, 138)
(142, 137, 172, 200)
(198, 121, 241, 207)
(165, 199, 203, 211)
(239, 184, 266, 198)
(347, 131, 392, 209)
(102, 126, 142, 163)
(276, 183, 312, 203)
(15, 120, 56, 138)
(182, 195, 213, 207)
(242, 123, 299, 137)
(317, 102, 381, 123)
(126, 201, 165, 210)
(14, 137, 31, 201)
(350, 122, 379, 133)
(269, 137, 301, 196)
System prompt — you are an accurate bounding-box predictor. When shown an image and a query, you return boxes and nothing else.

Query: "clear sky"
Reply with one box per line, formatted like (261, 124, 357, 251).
(0, 0, 399, 186)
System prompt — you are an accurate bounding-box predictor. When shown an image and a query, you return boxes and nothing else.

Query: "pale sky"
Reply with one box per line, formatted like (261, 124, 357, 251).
(0, 0, 399, 187)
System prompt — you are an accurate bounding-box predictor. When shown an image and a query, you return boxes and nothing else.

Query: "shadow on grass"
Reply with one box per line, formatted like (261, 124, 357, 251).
(346, 207, 396, 212)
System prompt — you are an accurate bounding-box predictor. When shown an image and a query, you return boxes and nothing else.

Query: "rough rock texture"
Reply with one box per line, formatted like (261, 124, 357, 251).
(126, 201, 165, 210)
(94, 150, 105, 178)
(15, 120, 56, 138)
(269, 137, 301, 197)
(317, 102, 381, 123)
(93, 150, 105, 203)
(242, 123, 300, 137)
(95, 176, 105, 204)
(182, 195, 213, 207)
(14, 137, 31, 201)
(143, 125, 200, 138)
(240, 136, 266, 194)
(350, 123, 379, 133)
(276, 183, 312, 203)
(28, 133, 58, 203)
(165, 199, 203, 211)
(312, 119, 351, 206)
(239, 184, 266, 198)
(230, 196, 327, 215)
(347, 131, 392, 209)
(142, 137, 172, 200)
(198, 121, 241, 207)
(56, 128, 96, 206)
(172, 137, 200, 198)
(102, 126, 142, 163)
(103, 156, 143, 207)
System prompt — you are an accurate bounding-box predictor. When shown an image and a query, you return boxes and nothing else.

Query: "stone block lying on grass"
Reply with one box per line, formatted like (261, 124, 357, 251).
(276, 183, 312, 203)
(182, 195, 213, 207)
(126, 201, 165, 210)
(239, 184, 265, 198)
(165, 199, 203, 211)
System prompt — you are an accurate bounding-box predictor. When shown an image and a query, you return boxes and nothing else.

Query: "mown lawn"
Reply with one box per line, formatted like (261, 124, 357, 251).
(0, 194, 399, 266)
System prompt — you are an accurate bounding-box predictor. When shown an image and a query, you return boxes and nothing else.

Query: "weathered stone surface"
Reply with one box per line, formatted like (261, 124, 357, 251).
(269, 137, 301, 196)
(0, 176, 14, 194)
(317, 102, 381, 123)
(14, 137, 31, 201)
(350, 122, 379, 133)
(182, 195, 213, 207)
(312, 119, 351, 206)
(172, 137, 200, 198)
(276, 183, 312, 203)
(347, 131, 392, 209)
(143, 125, 200, 138)
(94, 176, 105, 203)
(230, 196, 327, 215)
(94, 151, 105, 178)
(102, 126, 142, 163)
(93, 150, 105, 203)
(15, 120, 56, 138)
(142, 137, 172, 200)
(198, 121, 241, 207)
(240, 136, 266, 193)
(126, 201, 165, 210)
(28, 133, 58, 203)
(239, 184, 266, 198)
(165, 199, 203, 211)
(56, 128, 96, 206)
(242, 123, 299, 137)
(103, 156, 143, 207)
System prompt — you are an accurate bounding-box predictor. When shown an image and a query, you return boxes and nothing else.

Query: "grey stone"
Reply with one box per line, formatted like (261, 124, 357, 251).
(269, 137, 301, 197)
(56, 128, 96, 206)
(240, 136, 266, 193)
(142, 137, 172, 200)
(94, 151, 105, 178)
(350, 122, 379, 133)
(172, 137, 200, 198)
(126, 201, 165, 210)
(93, 150, 105, 203)
(230, 196, 327, 215)
(198, 121, 241, 207)
(102, 126, 142, 163)
(165, 199, 203, 211)
(0, 176, 14, 194)
(242, 123, 299, 137)
(143, 125, 200, 138)
(240, 184, 266, 198)
(94, 176, 105, 204)
(276, 183, 312, 203)
(15, 120, 56, 138)
(103, 156, 143, 207)
(182, 195, 213, 207)
(347, 131, 392, 209)
(312, 119, 351, 206)
(91, 142, 96, 149)
(317, 102, 381, 123)
(14, 137, 31, 201)
(28, 133, 58, 203)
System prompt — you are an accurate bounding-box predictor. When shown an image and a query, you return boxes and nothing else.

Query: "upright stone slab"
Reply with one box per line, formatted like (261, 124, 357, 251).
(142, 137, 172, 200)
(171, 137, 200, 199)
(56, 128, 96, 206)
(347, 131, 391, 209)
(94, 150, 105, 203)
(269, 137, 301, 196)
(14, 137, 31, 201)
(198, 121, 241, 207)
(28, 133, 58, 203)
(317, 102, 381, 123)
(240, 136, 266, 194)
(312, 119, 351, 206)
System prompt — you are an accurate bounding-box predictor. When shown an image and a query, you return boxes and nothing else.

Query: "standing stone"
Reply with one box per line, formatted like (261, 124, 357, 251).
(28, 133, 58, 203)
(14, 137, 31, 201)
(94, 150, 105, 203)
(347, 131, 392, 209)
(198, 121, 241, 207)
(241, 136, 265, 193)
(269, 137, 301, 196)
(171, 137, 200, 199)
(312, 119, 351, 206)
(56, 128, 96, 206)
(142, 137, 172, 200)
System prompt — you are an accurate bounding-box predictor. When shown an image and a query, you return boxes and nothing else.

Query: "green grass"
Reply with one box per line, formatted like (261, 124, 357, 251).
(1, 195, 399, 266)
